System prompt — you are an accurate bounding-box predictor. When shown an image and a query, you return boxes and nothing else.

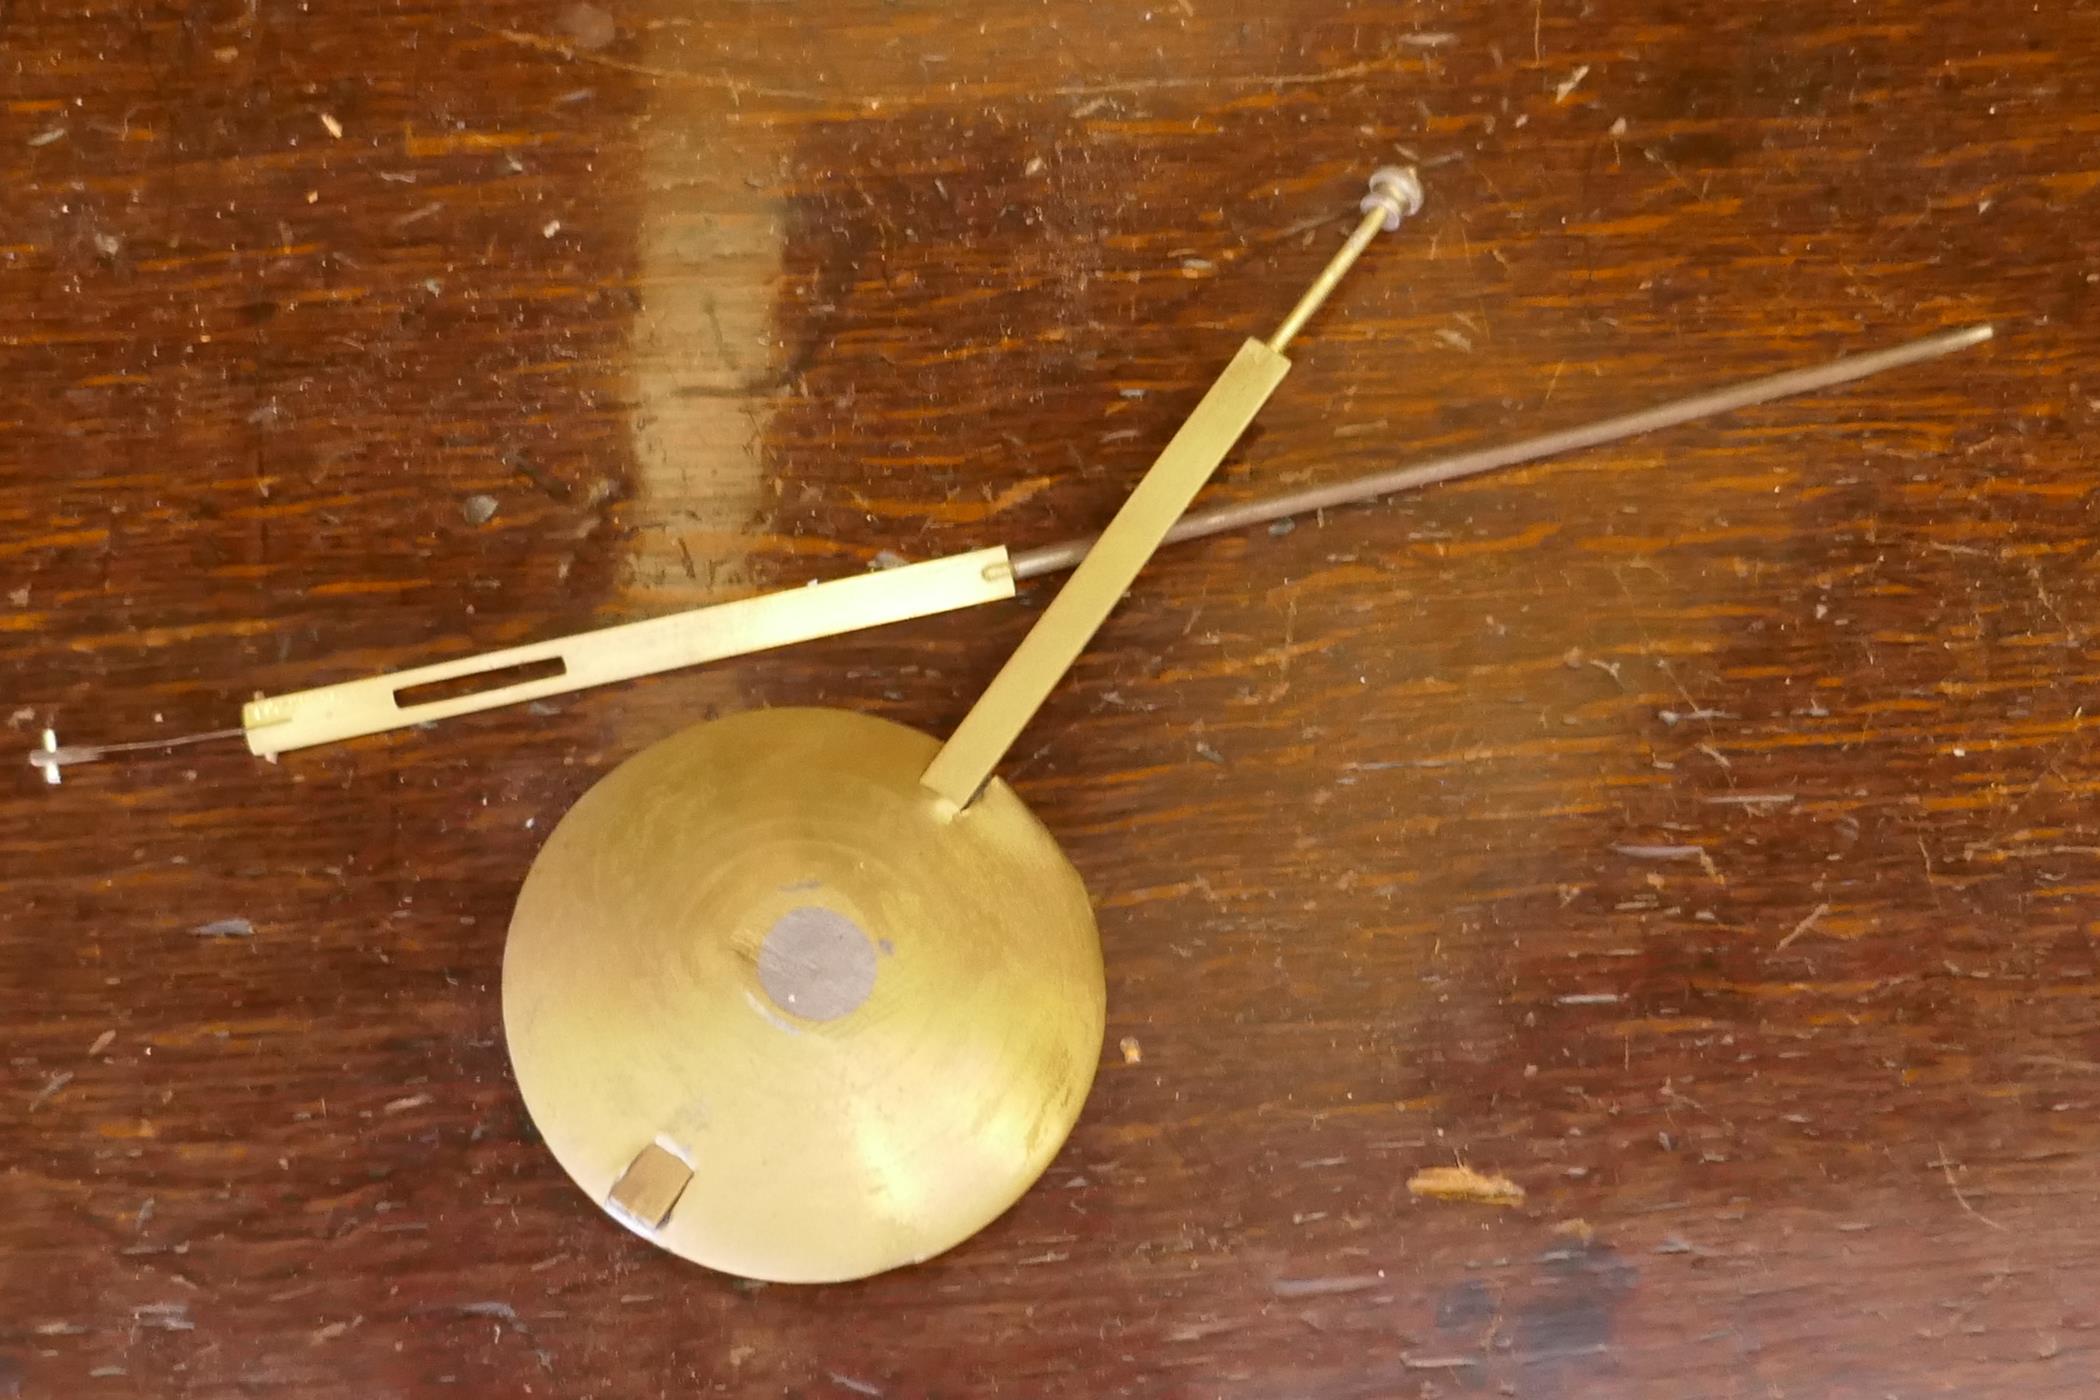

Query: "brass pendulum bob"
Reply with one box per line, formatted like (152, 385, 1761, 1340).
(501, 169, 1424, 1282)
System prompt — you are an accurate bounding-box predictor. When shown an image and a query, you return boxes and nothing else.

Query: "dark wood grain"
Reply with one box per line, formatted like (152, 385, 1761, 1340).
(5, 1, 2098, 1394)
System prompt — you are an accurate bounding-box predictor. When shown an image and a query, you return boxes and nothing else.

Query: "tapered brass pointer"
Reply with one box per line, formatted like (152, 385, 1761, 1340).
(502, 169, 1423, 1283)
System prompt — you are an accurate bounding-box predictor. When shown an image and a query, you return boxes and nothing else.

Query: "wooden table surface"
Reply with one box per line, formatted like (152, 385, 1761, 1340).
(5, 1, 2097, 1395)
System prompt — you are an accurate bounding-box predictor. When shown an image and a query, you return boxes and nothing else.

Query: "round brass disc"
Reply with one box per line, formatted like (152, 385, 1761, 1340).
(503, 706, 1105, 1283)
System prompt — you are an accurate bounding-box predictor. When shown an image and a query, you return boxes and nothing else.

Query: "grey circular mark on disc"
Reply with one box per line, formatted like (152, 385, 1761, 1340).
(758, 906, 879, 1022)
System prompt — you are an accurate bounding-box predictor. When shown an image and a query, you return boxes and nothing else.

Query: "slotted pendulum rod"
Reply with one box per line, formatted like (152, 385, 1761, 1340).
(25, 193, 1991, 779)
(32, 319, 1990, 780)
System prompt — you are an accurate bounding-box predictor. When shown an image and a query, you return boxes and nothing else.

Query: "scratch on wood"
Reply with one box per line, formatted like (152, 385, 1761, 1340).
(1050, 54, 1423, 98)
(1932, 1143, 2005, 1231)
(1775, 902, 1831, 951)
(1167, 1318, 1238, 1342)
(457, 1301, 520, 1323)
(1610, 842, 1723, 883)
(1272, 1274, 1385, 1298)
(1408, 1164, 1526, 1207)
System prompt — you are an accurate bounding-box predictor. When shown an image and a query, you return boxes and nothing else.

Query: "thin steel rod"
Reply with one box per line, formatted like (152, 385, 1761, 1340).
(27, 725, 248, 782)
(1010, 323, 1995, 580)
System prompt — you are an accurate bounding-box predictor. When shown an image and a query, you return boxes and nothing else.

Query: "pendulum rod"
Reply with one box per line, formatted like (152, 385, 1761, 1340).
(917, 172, 1423, 811)
(26, 309, 1990, 775)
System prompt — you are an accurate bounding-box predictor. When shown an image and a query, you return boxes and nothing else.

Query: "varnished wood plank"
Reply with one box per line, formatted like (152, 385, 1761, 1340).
(4, 0, 2096, 1395)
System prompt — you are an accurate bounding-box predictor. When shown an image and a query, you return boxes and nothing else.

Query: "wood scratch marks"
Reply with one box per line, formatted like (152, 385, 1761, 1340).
(1610, 842, 1724, 883)
(1541, 359, 1567, 406)
(1273, 1273, 1386, 1297)
(1932, 1143, 2005, 1231)
(1409, 1165, 1526, 1207)
(486, 24, 1427, 104)
(1774, 902, 1831, 952)
(1049, 54, 1421, 98)
(485, 26, 843, 100)
(1640, 146, 1699, 196)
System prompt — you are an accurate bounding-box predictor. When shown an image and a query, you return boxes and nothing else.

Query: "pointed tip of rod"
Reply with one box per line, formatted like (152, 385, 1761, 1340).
(1925, 322, 1994, 349)
(1917, 323, 1994, 356)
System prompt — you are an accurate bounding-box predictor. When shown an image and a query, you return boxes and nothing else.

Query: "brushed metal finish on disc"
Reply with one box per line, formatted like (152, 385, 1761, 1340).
(503, 706, 1105, 1283)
